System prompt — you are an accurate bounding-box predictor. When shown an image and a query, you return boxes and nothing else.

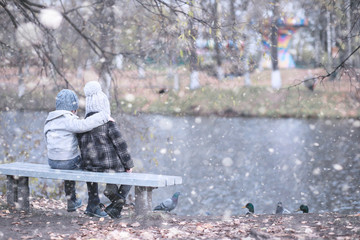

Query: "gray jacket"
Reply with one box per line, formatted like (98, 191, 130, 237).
(44, 110, 108, 160)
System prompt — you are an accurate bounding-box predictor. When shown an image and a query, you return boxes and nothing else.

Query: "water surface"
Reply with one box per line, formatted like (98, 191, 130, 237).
(0, 111, 359, 216)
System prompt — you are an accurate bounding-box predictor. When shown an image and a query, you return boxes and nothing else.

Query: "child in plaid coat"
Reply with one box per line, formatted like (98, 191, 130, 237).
(78, 81, 134, 219)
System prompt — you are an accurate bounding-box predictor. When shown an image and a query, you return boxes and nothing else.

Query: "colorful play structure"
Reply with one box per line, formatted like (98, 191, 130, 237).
(194, 17, 308, 70)
(261, 17, 308, 69)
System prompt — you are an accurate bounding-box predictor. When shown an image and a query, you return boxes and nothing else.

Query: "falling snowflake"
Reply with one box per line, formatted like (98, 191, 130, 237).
(16, 22, 43, 47)
(159, 118, 173, 130)
(353, 120, 360, 128)
(222, 157, 233, 167)
(332, 164, 343, 171)
(124, 93, 135, 102)
(295, 159, 302, 165)
(39, 8, 63, 29)
(309, 124, 316, 130)
(312, 167, 321, 175)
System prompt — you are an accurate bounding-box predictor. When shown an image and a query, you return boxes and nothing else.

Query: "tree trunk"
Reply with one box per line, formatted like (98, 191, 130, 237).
(136, 23, 146, 79)
(314, 26, 321, 67)
(213, 0, 223, 80)
(346, 0, 352, 66)
(239, 0, 251, 86)
(168, 49, 179, 91)
(17, 55, 25, 98)
(169, 0, 179, 91)
(244, 48, 251, 86)
(326, 10, 332, 68)
(188, 2, 200, 90)
(229, 0, 238, 75)
(271, 0, 281, 89)
(98, 0, 116, 98)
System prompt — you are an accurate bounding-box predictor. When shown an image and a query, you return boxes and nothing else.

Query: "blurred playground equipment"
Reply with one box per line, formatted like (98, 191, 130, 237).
(261, 17, 309, 69)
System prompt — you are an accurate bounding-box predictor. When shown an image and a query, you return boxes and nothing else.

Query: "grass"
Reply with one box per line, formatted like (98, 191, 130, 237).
(0, 68, 359, 118)
(118, 85, 360, 119)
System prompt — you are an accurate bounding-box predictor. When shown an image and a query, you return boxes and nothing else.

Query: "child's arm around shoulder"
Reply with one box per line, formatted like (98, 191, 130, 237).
(65, 111, 111, 133)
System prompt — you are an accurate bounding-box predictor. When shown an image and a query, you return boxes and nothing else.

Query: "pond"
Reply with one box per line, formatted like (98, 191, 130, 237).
(0, 111, 359, 216)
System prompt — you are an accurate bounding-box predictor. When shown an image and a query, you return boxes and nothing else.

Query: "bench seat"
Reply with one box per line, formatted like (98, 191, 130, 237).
(0, 162, 182, 215)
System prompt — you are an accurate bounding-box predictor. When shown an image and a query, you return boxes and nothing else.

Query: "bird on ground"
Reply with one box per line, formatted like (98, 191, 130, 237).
(158, 88, 168, 94)
(275, 201, 291, 214)
(242, 202, 254, 215)
(153, 192, 180, 212)
(296, 204, 309, 213)
(304, 77, 316, 91)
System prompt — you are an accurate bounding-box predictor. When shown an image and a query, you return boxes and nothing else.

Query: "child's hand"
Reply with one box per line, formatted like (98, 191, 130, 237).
(126, 168, 133, 173)
(109, 116, 115, 122)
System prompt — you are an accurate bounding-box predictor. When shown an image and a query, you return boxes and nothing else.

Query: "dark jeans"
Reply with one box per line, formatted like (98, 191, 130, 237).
(86, 182, 100, 210)
(104, 184, 132, 203)
(86, 183, 131, 210)
(48, 156, 82, 202)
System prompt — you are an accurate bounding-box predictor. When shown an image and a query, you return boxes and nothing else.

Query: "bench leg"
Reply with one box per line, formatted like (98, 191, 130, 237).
(6, 176, 17, 209)
(6, 176, 30, 212)
(18, 176, 30, 211)
(134, 186, 147, 215)
(147, 188, 153, 211)
(134, 186, 154, 215)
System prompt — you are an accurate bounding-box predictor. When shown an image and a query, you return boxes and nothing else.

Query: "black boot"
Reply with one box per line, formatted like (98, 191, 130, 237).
(104, 198, 125, 219)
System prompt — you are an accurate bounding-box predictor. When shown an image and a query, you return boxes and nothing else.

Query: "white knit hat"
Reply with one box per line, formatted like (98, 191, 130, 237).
(84, 81, 111, 116)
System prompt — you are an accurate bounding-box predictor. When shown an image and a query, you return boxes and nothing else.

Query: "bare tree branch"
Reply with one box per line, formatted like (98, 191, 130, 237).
(289, 44, 360, 89)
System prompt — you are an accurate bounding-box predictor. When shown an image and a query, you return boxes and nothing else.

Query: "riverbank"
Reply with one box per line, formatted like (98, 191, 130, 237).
(0, 197, 359, 239)
(0, 68, 359, 118)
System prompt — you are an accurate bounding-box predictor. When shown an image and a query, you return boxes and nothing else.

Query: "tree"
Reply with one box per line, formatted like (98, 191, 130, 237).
(1, 0, 360, 99)
(96, 0, 116, 97)
(212, 0, 223, 81)
(188, 1, 200, 90)
(270, 0, 281, 90)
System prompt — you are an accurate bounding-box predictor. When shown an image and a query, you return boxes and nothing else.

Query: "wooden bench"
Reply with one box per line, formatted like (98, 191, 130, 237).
(0, 162, 182, 215)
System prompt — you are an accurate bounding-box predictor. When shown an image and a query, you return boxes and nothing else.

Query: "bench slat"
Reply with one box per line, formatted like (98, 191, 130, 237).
(0, 162, 182, 187)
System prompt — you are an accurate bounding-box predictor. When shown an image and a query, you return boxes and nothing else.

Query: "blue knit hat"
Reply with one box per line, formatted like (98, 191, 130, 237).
(56, 89, 79, 111)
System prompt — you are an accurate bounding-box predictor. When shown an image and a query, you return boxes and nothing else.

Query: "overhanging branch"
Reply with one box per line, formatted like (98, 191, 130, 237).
(289, 44, 360, 89)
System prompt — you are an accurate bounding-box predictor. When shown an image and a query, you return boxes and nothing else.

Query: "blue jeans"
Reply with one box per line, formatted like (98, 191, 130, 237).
(48, 155, 82, 170)
(48, 156, 82, 201)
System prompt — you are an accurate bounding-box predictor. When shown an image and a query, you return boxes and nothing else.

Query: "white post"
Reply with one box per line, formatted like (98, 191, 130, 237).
(271, 70, 281, 90)
(190, 71, 200, 90)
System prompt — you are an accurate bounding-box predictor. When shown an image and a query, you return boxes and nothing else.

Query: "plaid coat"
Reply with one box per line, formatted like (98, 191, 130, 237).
(77, 117, 134, 173)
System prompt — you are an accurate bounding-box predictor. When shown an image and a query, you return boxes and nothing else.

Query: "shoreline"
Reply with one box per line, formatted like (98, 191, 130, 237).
(1, 78, 360, 119)
(1, 106, 359, 120)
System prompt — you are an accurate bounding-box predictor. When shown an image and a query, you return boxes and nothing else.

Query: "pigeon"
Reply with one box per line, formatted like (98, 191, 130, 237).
(275, 201, 291, 214)
(304, 78, 316, 91)
(158, 88, 168, 94)
(296, 204, 309, 213)
(153, 192, 180, 212)
(242, 202, 254, 215)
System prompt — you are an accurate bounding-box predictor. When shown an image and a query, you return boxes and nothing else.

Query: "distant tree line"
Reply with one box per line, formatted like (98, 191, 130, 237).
(0, 0, 359, 98)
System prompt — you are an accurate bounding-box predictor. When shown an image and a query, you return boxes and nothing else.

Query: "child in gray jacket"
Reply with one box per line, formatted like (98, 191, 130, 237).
(44, 89, 109, 215)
